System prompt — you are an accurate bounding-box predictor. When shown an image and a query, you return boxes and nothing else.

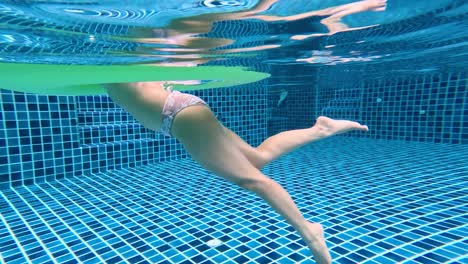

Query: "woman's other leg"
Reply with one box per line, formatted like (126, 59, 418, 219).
(223, 116, 368, 170)
(171, 106, 332, 264)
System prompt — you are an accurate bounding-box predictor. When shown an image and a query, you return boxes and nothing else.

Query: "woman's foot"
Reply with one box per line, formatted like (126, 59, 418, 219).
(314, 116, 369, 138)
(302, 222, 332, 264)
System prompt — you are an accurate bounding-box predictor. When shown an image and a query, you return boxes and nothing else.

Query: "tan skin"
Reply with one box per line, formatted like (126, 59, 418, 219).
(103, 81, 369, 264)
(103, 82, 170, 131)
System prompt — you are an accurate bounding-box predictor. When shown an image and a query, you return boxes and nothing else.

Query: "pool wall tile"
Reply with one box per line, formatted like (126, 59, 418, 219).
(0, 81, 268, 189)
(312, 71, 467, 144)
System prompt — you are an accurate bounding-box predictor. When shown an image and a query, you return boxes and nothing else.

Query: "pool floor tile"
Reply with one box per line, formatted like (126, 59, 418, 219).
(0, 138, 466, 263)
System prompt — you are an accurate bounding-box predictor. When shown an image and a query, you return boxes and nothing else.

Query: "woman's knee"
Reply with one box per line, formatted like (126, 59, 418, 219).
(252, 148, 272, 169)
(236, 175, 272, 193)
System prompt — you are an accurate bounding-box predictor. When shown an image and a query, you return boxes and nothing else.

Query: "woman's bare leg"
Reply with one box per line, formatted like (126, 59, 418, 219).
(224, 116, 368, 169)
(171, 106, 332, 263)
(258, 116, 368, 163)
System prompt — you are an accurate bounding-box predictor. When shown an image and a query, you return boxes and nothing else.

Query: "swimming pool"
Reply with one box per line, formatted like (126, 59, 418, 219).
(0, 0, 467, 263)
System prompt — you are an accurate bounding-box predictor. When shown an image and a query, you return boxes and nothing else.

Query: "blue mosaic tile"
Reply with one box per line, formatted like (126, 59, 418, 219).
(1, 82, 267, 189)
(314, 71, 466, 145)
(0, 3, 466, 264)
(267, 65, 317, 136)
(0, 138, 466, 263)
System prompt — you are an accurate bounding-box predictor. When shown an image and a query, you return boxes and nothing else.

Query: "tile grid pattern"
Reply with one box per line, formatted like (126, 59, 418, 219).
(266, 65, 319, 136)
(0, 83, 268, 190)
(267, 85, 316, 136)
(360, 72, 467, 144)
(0, 92, 81, 190)
(75, 82, 269, 174)
(314, 70, 467, 144)
(1, 138, 466, 263)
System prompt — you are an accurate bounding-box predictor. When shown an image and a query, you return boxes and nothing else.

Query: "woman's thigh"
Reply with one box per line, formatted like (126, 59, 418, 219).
(171, 105, 267, 186)
(221, 126, 268, 169)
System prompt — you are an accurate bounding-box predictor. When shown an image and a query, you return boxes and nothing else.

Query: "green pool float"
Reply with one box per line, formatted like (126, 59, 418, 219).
(0, 63, 270, 96)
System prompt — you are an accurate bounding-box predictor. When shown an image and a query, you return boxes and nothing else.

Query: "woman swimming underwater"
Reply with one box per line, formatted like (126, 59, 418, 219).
(103, 81, 369, 264)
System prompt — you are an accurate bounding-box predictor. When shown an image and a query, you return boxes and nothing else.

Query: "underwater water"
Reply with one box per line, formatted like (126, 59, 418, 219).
(0, 0, 467, 263)
(0, 0, 466, 69)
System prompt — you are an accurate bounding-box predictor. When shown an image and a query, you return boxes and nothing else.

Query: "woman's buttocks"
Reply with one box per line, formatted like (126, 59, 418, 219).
(103, 82, 169, 131)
